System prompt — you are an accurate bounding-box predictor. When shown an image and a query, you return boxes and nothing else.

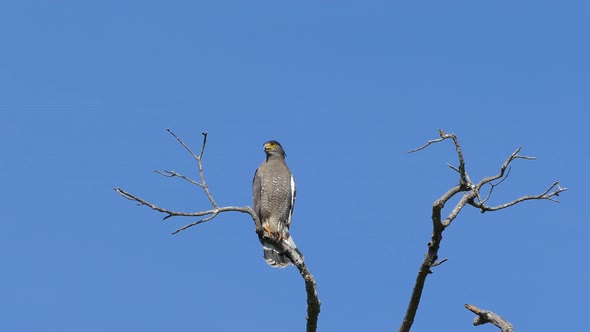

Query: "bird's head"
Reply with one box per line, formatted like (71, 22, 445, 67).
(263, 140, 286, 158)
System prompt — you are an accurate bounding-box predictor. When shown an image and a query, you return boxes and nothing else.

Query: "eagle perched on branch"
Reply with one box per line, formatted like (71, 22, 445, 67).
(252, 140, 299, 268)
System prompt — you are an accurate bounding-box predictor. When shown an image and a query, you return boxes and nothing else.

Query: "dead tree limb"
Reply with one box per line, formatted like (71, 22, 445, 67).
(465, 304, 514, 332)
(114, 130, 320, 332)
(398, 129, 567, 332)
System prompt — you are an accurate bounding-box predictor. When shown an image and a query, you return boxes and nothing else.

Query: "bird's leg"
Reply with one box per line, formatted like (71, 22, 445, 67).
(273, 224, 285, 242)
(262, 223, 274, 235)
(262, 223, 283, 242)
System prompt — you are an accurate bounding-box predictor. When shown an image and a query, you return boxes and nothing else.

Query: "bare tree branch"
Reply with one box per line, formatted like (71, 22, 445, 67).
(431, 258, 448, 267)
(398, 184, 461, 332)
(469, 181, 566, 212)
(410, 129, 469, 185)
(475, 147, 535, 188)
(154, 169, 202, 188)
(478, 167, 512, 205)
(114, 187, 252, 226)
(407, 137, 445, 153)
(465, 304, 514, 332)
(115, 130, 320, 332)
(166, 130, 219, 208)
(398, 130, 567, 332)
(166, 128, 200, 162)
(274, 235, 321, 332)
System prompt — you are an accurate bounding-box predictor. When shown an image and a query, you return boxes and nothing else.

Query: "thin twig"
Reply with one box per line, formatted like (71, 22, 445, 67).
(114, 187, 252, 223)
(165, 130, 218, 208)
(470, 181, 567, 212)
(154, 170, 203, 187)
(475, 147, 531, 188)
(479, 167, 512, 204)
(447, 163, 460, 173)
(408, 137, 445, 153)
(431, 258, 448, 267)
(195, 133, 218, 208)
(199, 131, 208, 158)
(410, 129, 468, 184)
(116, 187, 213, 218)
(171, 213, 218, 233)
(166, 128, 200, 161)
(445, 131, 468, 185)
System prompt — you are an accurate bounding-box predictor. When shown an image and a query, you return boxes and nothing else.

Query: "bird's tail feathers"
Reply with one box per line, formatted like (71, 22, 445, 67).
(263, 240, 290, 268)
(262, 231, 302, 268)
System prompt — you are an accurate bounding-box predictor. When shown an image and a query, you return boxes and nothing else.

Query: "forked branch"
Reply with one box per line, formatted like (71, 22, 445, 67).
(115, 130, 320, 332)
(398, 130, 567, 332)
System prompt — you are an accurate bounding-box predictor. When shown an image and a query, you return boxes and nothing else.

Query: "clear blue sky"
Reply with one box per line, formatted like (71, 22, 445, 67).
(1, 1, 588, 331)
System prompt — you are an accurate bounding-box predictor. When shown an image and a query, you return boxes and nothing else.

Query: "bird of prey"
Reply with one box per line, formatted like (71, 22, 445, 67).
(252, 140, 299, 268)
